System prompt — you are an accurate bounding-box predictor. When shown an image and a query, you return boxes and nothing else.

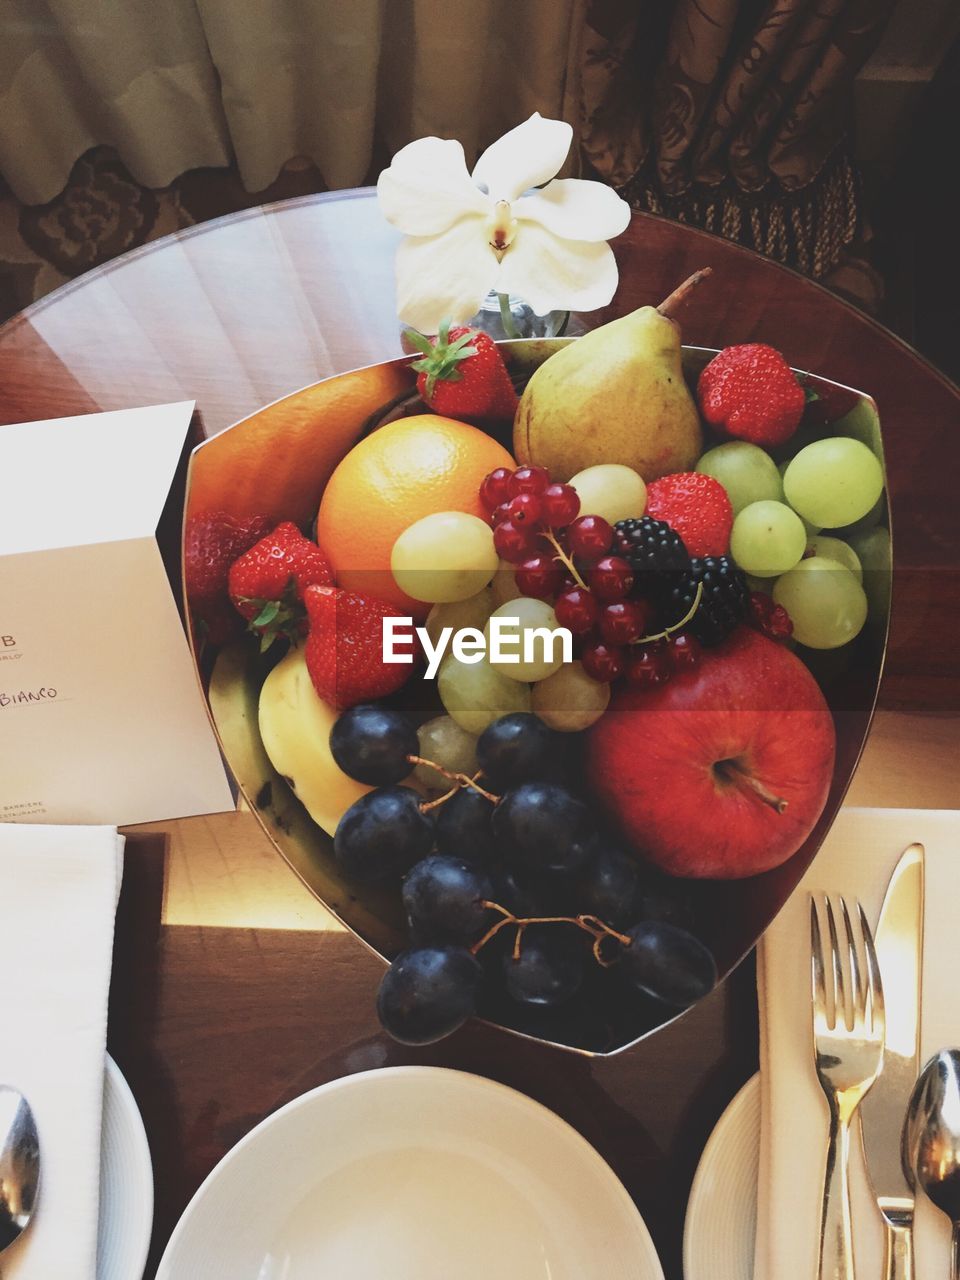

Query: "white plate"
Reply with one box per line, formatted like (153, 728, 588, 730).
(98, 1054, 154, 1280)
(156, 1065, 664, 1280)
(683, 1073, 760, 1280)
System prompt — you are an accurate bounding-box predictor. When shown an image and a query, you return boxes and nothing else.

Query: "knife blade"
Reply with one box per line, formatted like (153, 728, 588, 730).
(860, 841, 925, 1280)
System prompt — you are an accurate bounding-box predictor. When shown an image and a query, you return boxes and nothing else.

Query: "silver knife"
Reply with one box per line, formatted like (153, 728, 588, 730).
(860, 842, 925, 1280)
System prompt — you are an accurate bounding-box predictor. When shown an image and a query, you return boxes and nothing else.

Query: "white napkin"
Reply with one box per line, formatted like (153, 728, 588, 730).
(0, 823, 124, 1279)
(755, 807, 958, 1278)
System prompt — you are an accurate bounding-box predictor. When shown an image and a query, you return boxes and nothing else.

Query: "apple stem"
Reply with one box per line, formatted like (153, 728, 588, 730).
(656, 267, 713, 320)
(716, 759, 788, 814)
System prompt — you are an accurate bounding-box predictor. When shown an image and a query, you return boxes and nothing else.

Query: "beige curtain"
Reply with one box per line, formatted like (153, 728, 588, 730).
(0, 0, 584, 206)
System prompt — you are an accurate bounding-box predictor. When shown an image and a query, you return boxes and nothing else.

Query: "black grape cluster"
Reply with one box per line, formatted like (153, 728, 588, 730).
(330, 706, 717, 1046)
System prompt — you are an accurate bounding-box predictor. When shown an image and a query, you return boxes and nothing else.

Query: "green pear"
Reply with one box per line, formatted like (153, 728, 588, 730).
(514, 273, 709, 482)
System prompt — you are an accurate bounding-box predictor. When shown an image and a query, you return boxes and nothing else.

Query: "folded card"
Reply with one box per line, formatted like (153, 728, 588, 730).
(0, 401, 234, 825)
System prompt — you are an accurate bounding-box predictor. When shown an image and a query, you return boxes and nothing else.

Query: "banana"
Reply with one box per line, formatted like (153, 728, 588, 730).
(258, 647, 371, 835)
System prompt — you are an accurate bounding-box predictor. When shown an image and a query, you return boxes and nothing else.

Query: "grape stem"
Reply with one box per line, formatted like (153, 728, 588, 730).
(409, 756, 500, 808)
(472, 901, 631, 967)
(656, 267, 713, 320)
(631, 580, 703, 645)
(541, 528, 588, 591)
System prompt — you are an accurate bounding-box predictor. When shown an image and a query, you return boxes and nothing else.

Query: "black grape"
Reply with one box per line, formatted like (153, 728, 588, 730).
(329, 704, 418, 785)
(434, 786, 497, 864)
(578, 844, 640, 928)
(402, 855, 493, 944)
(334, 786, 433, 883)
(492, 782, 595, 876)
(502, 927, 585, 1007)
(476, 713, 565, 790)
(619, 921, 717, 1008)
(377, 946, 481, 1044)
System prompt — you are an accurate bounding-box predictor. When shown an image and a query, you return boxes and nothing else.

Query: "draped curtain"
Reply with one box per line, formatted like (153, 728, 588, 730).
(581, 0, 897, 277)
(0, 0, 584, 206)
(1, 0, 895, 279)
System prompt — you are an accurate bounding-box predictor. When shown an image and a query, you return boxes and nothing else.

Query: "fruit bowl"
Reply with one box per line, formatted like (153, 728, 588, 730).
(182, 338, 889, 1056)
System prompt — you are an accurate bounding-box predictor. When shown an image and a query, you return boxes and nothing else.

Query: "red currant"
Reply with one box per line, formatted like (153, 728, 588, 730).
(507, 492, 543, 526)
(508, 466, 550, 498)
(588, 555, 634, 603)
(554, 587, 599, 635)
(669, 632, 702, 672)
(625, 644, 671, 688)
(580, 640, 626, 683)
(515, 555, 563, 600)
(567, 515, 614, 561)
(489, 501, 513, 527)
(493, 520, 537, 564)
(541, 483, 580, 528)
(599, 599, 649, 645)
(480, 467, 513, 511)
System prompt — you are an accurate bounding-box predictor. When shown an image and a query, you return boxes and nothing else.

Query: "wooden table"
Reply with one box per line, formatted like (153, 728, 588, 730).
(1, 190, 957, 1278)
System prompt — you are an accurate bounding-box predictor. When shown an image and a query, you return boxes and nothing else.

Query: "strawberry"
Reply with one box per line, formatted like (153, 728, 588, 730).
(799, 375, 860, 428)
(408, 321, 518, 421)
(303, 585, 414, 709)
(184, 510, 273, 642)
(228, 521, 333, 649)
(645, 472, 733, 557)
(698, 344, 805, 447)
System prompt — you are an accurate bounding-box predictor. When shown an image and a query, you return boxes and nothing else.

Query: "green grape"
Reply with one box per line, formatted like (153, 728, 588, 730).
(391, 511, 498, 603)
(530, 661, 611, 732)
(696, 442, 783, 514)
(783, 438, 883, 529)
(837, 489, 886, 537)
(569, 463, 647, 524)
(490, 560, 522, 608)
(426, 588, 494, 648)
(484, 598, 567, 682)
(806, 535, 862, 582)
(730, 500, 806, 577)
(778, 459, 820, 534)
(773, 556, 868, 649)
(413, 715, 479, 795)
(437, 655, 531, 735)
(847, 525, 891, 626)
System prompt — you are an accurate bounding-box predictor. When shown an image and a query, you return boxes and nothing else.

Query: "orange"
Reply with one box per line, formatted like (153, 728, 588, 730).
(316, 415, 515, 617)
(186, 362, 414, 529)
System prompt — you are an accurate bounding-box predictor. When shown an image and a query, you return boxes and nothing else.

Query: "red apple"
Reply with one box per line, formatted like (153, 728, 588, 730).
(587, 627, 836, 878)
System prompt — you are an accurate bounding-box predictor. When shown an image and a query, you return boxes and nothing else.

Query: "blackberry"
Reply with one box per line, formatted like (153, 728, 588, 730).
(613, 517, 691, 602)
(670, 556, 750, 646)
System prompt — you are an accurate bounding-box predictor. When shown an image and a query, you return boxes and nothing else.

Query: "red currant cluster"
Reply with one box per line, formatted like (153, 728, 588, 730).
(479, 466, 704, 689)
(748, 592, 793, 643)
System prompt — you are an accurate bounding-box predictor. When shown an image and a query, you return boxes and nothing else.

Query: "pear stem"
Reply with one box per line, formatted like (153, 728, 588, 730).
(656, 268, 713, 320)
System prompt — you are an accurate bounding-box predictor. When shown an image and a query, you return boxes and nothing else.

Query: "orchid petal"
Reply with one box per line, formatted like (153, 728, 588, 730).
(471, 113, 573, 203)
(378, 137, 490, 236)
(394, 216, 500, 332)
(496, 223, 620, 316)
(515, 178, 632, 242)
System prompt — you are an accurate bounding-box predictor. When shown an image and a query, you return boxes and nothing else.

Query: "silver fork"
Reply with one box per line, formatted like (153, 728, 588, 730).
(811, 894, 886, 1280)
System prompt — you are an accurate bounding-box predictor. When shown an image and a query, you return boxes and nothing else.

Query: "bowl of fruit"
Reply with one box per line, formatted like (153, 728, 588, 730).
(182, 271, 890, 1055)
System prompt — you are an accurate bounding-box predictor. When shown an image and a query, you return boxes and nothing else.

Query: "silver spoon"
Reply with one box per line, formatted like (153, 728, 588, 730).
(905, 1050, 960, 1278)
(0, 1087, 39, 1255)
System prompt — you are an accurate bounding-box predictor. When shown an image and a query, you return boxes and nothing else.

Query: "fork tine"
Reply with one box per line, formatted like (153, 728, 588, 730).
(825, 896, 846, 1030)
(840, 897, 865, 1027)
(810, 896, 827, 1018)
(859, 902, 885, 1038)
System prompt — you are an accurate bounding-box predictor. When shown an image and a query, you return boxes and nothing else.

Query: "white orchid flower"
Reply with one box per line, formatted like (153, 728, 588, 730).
(377, 113, 632, 332)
